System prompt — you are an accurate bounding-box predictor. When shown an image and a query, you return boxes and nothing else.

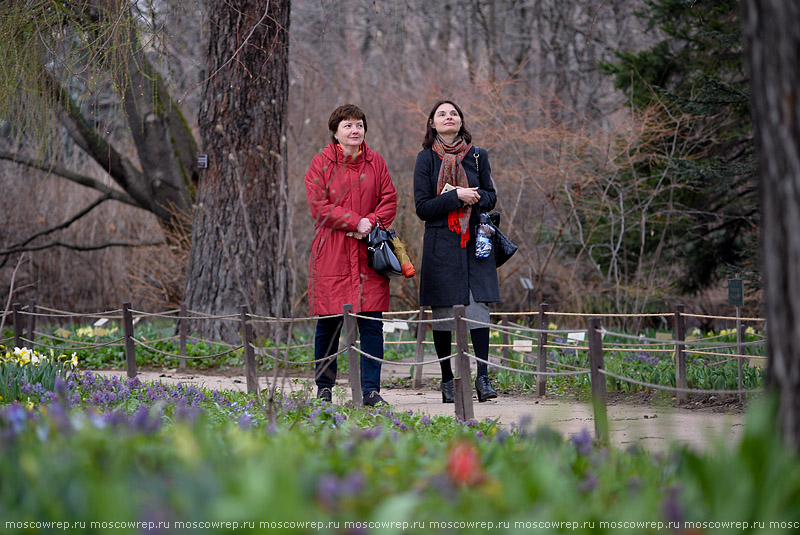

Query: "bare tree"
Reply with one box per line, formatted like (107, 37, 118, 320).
(743, 0, 800, 448)
(184, 0, 292, 339)
(0, 0, 198, 238)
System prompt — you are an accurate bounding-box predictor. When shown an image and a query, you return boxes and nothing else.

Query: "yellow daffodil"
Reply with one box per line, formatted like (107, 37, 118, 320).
(26, 398, 34, 410)
(76, 326, 93, 337)
(71, 353, 78, 367)
(746, 326, 756, 335)
(14, 347, 31, 365)
(548, 322, 558, 330)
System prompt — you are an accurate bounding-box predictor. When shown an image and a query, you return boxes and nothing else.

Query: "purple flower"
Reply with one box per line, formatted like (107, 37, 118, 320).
(238, 414, 253, 429)
(316, 474, 339, 509)
(316, 470, 365, 510)
(131, 405, 162, 434)
(662, 485, 684, 524)
(362, 426, 381, 440)
(1, 403, 30, 437)
(578, 472, 598, 493)
(174, 401, 201, 424)
(571, 428, 593, 456)
(493, 428, 510, 444)
(47, 402, 72, 434)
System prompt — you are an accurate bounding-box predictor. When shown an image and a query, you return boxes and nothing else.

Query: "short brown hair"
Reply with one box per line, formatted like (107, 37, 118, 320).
(328, 104, 368, 143)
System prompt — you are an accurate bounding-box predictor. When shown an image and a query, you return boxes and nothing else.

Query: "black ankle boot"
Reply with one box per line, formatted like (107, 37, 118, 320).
(475, 375, 497, 402)
(441, 379, 455, 403)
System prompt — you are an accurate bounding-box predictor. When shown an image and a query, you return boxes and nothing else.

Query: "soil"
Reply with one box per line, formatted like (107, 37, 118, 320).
(97, 359, 748, 453)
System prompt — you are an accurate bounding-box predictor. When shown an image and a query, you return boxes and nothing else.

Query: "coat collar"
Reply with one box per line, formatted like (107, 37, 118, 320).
(321, 141, 374, 165)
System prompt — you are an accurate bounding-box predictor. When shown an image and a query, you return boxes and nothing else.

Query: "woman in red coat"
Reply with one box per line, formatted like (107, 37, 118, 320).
(304, 104, 397, 406)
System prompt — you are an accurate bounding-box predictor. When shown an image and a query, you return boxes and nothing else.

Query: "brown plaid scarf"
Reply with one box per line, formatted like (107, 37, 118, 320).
(433, 136, 473, 248)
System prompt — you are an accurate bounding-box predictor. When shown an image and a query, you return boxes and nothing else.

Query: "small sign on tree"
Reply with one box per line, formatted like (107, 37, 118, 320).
(728, 278, 744, 307)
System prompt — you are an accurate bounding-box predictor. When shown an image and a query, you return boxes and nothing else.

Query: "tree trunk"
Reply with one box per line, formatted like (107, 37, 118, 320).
(742, 0, 800, 448)
(185, 0, 292, 340)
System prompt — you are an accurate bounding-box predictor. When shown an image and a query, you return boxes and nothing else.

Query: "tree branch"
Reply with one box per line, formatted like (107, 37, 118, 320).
(0, 193, 117, 269)
(41, 71, 149, 206)
(0, 254, 27, 336)
(1, 240, 166, 256)
(8, 194, 112, 249)
(0, 150, 139, 208)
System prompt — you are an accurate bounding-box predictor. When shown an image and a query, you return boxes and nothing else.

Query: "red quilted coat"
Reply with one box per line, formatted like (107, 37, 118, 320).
(305, 141, 397, 315)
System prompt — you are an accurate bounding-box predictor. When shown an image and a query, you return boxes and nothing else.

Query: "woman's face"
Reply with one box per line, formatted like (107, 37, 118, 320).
(431, 103, 462, 137)
(335, 117, 365, 149)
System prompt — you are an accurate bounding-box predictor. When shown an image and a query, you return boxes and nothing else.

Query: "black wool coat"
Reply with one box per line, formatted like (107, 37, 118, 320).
(414, 146, 501, 307)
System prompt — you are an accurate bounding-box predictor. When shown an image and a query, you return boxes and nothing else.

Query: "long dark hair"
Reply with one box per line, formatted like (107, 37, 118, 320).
(421, 99, 472, 149)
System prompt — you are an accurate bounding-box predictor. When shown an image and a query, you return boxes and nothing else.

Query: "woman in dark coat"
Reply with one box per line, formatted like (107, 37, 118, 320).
(413, 100, 500, 403)
(305, 104, 397, 407)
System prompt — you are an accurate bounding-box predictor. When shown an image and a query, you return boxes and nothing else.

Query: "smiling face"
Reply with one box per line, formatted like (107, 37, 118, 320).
(431, 102, 463, 139)
(335, 117, 365, 152)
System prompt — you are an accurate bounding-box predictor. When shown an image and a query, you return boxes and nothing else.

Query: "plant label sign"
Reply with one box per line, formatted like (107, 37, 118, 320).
(728, 278, 743, 307)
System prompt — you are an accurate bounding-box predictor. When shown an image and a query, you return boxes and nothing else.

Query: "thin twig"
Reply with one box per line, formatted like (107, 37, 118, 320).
(0, 255, 27, 338)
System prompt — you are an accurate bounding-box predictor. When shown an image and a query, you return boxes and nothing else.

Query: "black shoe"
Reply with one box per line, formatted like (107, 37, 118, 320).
(363, 390, 388, 407)
(317, 387, 332, 402)
(475, 375, 497, 402)
(441, 379, 455, 403)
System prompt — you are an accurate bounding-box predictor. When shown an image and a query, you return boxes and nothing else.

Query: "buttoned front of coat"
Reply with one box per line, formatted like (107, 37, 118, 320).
(413, 146, 500, 307)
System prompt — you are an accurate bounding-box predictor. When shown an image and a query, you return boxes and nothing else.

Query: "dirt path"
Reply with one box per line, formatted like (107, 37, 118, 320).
(95, 359, 745, 452)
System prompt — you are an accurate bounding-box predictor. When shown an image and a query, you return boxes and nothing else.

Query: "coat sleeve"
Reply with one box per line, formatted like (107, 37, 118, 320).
(304, 154, 362, 231)
(475, 148, 497, 213)
(414, 150, 463, 222)
(366, 154, 397, 227)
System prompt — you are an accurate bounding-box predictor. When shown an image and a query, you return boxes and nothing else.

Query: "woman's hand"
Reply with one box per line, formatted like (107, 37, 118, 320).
(345, 217, 372, 239)
(357, 217, 372, 234)
(456, 186, 480, 205)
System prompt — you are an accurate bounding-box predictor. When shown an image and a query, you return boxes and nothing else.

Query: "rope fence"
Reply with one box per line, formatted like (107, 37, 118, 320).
(5, 299, 766, 441)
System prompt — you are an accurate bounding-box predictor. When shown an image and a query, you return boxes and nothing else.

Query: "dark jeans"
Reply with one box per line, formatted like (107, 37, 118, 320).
(314, 311, 383, 394)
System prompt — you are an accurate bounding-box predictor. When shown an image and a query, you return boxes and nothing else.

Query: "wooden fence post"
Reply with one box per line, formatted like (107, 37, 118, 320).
(343, 304, 362, 405)
(737, 319, 745, 403)
(537, 303, 549, 397)
(122, 302, 137, 379)
(12, 302, 22, 348)
(453, 305, 474, 421)
(240, 305, 258, 395)
(26, 298, 36, 350)
(501, 314, 510, 366)
(412, 307, 428, 389)
(179, 302, 187, 370)
(588, 317, 608, 444)
(674, 304, 687, 404)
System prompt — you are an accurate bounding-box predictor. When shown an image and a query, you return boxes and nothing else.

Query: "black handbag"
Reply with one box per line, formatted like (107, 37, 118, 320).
(487, 211, 518, 268)
(472, 148, 518, 268)
(367, 220, 403, 278)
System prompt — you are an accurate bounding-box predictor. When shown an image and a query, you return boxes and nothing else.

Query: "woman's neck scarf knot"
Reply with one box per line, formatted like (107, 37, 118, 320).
(433, 136, 473, 248)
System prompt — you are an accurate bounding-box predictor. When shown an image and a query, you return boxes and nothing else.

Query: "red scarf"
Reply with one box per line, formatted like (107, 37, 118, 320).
(433, 136, 472, 248)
